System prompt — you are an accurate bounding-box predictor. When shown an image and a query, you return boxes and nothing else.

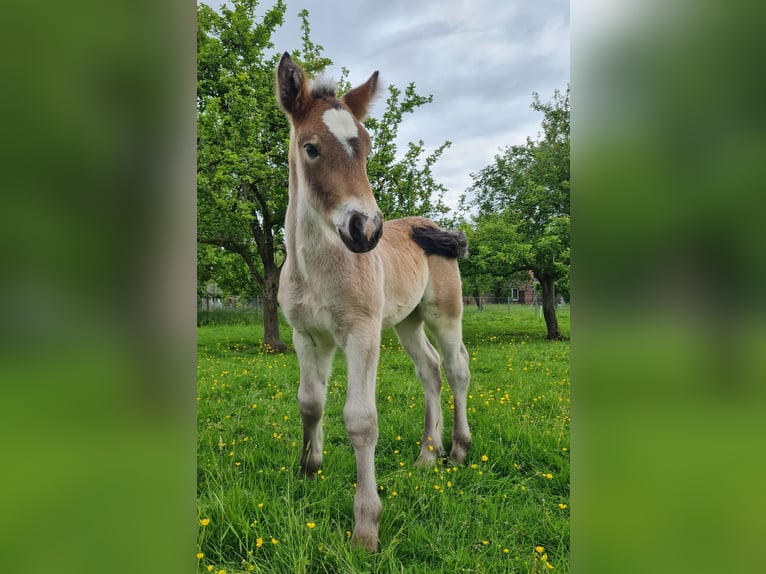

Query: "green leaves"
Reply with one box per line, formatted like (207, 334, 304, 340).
(463, 87, 570, 277)
(364, 83, 451, 223)
(460, 87, 570, 334)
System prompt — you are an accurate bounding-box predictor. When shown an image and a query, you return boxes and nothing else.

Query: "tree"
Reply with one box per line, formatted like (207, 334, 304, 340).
(197, 0, 454, 350)
(463, 87, 570, 339)
(197, 0, 329, 351)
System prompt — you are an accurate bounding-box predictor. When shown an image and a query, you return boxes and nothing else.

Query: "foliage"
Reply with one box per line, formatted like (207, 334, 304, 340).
(363, 84, 452, 223)
(197, 304, 570, 572)
(460, 212, 528, 299)
(198, 243, 260, 301)
(461, 88, 570, 338)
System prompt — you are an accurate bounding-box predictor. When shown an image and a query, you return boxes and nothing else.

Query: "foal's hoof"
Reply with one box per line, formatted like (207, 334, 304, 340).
(414, 443, 446, 469)
(449, 439, 472, 465)
(350, 531, 379, 553)
(299, 457, 322, 479)
(413, 453, 438, 469)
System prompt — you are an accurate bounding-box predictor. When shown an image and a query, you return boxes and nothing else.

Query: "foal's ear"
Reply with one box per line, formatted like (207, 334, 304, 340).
(342, 71, 380, 121)
(276, 52, 309, 118)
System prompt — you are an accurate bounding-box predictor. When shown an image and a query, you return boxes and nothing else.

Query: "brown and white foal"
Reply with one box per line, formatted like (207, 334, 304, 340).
(275, 53, 471, 552)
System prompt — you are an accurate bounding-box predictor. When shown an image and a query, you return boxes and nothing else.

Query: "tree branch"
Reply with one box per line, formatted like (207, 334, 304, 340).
(198, 237, 264, 287)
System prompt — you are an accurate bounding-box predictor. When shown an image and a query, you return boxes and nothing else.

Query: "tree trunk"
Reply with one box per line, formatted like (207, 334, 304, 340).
(472, 279, 483, 311)
(539, 275, 562, 340)
(261, 264, 287, 353)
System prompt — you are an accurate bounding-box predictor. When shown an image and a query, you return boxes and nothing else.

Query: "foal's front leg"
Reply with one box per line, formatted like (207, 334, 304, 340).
(294, 329, 335, 477)
(343, 328, 383, 552)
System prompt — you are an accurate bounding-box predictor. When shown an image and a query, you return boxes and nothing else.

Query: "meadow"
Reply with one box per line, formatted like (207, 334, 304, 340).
(197, 304, 570, 573)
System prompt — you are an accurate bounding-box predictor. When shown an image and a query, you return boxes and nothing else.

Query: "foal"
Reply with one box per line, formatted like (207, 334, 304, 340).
(275, 53, 471, 552)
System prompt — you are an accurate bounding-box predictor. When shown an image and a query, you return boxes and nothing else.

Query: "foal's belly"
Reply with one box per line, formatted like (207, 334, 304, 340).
(381, 298, 420, 329)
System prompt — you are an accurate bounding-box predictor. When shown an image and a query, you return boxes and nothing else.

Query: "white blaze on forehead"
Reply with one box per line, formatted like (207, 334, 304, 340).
(322, 108, 358, 156)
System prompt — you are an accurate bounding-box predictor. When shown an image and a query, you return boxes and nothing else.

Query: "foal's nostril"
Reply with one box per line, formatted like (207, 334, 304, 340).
(349, 212, 366, 244)
(372, 212, 383, 242)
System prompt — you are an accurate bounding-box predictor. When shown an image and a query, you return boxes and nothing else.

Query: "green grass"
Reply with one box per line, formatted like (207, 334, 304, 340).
(197, 304, 570, 573)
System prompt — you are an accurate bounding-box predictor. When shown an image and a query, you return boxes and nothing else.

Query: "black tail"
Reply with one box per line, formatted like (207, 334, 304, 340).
(410, 225, 468, 259)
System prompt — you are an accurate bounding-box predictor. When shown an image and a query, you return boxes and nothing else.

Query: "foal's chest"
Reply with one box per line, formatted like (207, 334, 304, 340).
(278, 270, 336, 334)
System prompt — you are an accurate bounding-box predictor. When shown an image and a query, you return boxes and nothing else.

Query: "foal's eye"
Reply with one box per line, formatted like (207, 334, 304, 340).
(304, 143, 319, 159)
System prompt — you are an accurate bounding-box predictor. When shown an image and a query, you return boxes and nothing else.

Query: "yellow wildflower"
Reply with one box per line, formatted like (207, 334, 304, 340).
(199, 518, 211, 526)
(481, 454, 489, 462)
(307, 522, 316, 529)
(256, 538, 263, 548)
(196, 552, 204, 559)
(535, 546, 545, 553)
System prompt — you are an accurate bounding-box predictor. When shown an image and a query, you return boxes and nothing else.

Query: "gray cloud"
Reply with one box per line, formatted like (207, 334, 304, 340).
(262, 0, 569, 211)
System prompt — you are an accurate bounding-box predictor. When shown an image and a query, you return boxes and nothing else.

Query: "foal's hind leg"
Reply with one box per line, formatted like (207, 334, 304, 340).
(428, 318, 472, 464)
(294, 329, 335, 477)
(394, 313, 445, 468)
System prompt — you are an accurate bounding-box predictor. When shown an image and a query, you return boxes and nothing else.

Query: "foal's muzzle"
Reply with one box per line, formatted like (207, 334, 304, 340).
(338, 210, 383, 253)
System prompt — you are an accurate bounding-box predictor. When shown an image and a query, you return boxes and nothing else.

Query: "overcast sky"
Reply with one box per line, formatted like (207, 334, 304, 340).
(219, 0, 570, 212)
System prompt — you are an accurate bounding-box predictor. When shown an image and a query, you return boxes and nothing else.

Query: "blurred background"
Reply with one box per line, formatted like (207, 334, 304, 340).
(573, 0, 766, 572)
(0, 1, 196, 572)
(0, 0, 764, 572)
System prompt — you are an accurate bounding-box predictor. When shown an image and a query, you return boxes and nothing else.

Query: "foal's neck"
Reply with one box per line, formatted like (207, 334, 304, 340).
(285, 186, 348, 280)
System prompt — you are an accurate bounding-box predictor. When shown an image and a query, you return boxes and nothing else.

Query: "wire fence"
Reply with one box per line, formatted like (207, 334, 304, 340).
(197, 296, 263, 325)
(463, 295, 567, 314)
(197, 295, 569, 325)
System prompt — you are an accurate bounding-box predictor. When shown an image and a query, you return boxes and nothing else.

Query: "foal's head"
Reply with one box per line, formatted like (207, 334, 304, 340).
(277, 52, 383, 253)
